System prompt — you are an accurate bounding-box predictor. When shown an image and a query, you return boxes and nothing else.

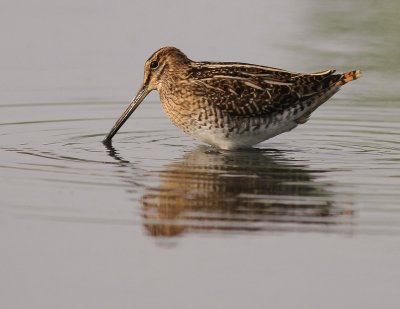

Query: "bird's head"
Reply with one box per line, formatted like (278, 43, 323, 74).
(103, 47, 191, 143)
(143, 46, 191, 91)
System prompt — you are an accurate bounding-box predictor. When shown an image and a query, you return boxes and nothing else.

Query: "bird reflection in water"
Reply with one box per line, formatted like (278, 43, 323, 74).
(104, 143, 353, 237)
(138, 146, 354, 237)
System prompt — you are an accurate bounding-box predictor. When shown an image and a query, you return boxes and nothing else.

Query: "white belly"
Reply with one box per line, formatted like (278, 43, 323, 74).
(189, 119, 298, 150)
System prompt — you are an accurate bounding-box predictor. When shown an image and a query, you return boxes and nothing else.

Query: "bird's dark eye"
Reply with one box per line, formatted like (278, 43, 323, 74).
(150, 60, 159, 69)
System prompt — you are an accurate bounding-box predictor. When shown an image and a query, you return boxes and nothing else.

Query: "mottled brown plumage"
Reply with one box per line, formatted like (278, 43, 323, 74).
(104, 47, 361, 149)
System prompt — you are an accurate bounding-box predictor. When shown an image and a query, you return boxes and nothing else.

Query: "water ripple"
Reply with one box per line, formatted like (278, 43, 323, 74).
(0, 101, 399, 236)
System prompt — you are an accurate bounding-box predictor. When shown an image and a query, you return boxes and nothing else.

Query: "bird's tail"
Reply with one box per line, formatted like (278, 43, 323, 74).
(336, 70, 361, 86)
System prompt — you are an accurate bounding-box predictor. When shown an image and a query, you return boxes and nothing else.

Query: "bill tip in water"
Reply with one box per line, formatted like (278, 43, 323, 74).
(102, 137, 113, 146)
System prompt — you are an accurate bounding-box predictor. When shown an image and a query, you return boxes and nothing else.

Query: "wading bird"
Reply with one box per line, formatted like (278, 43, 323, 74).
(104, 47, 360, 150)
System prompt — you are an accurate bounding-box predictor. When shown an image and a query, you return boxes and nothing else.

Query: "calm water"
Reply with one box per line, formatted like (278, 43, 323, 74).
(1, 1, 400, 308)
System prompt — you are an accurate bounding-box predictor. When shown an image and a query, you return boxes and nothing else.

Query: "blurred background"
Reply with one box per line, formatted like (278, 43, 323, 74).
(1, 0, 398, 103)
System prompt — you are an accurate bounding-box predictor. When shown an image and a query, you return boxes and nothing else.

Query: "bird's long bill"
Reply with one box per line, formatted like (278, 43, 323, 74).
(103, 85, 149, 143)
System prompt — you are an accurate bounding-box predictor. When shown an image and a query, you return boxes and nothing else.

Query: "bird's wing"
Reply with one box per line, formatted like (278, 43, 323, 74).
(189, 62, 340, 117)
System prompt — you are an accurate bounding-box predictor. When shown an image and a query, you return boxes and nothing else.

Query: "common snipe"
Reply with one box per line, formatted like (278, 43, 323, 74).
(104, 47, 360, 149)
